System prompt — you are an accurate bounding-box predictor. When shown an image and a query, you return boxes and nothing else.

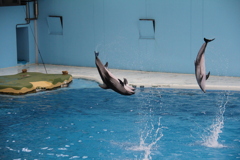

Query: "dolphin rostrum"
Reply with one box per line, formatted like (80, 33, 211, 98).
(194, 38, 215, 93)
(95, 51, 135, 95)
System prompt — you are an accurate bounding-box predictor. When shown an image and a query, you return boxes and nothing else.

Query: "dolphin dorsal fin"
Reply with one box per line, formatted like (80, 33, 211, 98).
(118, 79, 124, 86)
(104, 62, 108, 68)
(206, 71, 210, 80)
(123, 78, 128, 85)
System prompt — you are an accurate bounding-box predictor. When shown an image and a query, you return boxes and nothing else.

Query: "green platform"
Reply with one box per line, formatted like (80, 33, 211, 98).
(0, 72, 72, 94)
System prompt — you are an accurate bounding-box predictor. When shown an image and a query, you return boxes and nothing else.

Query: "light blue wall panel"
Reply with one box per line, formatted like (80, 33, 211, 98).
(139, 20, 155, 39)
(100, 0, 144, 70)
(0, 6, 23, 68)
(38, 0, 95, 66)
(203, 0, 240, 77)
(47, 16, 63, 35)
(146, 0, 192, 73)
(0, 5, 36, 69)
(37, 0, 240, 77)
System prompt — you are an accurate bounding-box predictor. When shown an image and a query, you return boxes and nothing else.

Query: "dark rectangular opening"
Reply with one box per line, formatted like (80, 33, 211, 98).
(139, 19, 155, 39)
(47, 15, 63, 35)
(16, 27, 29, 65)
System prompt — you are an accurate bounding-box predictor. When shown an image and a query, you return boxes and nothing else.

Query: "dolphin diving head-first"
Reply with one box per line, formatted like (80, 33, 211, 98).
(94, 51, 135, 96)
(194, 38, 215, 93)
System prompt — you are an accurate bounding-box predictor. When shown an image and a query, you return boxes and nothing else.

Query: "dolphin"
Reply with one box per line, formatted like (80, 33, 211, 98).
(194, 38, 215, 93)
(95, 51, 135, 95)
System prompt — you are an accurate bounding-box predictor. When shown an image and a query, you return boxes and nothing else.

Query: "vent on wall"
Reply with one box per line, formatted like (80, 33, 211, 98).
(139, 19, 155, 39)
(47, 16, 63, 35)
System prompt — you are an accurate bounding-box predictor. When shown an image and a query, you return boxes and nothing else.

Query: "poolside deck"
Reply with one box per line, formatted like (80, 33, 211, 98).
(1, 64, 240, 91)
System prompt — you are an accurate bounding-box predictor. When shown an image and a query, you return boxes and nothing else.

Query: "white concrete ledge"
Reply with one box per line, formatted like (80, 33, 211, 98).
(1, 64, 240, 91)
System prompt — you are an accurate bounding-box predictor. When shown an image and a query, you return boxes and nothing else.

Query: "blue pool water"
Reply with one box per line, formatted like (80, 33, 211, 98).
(0, 79, 240, 160)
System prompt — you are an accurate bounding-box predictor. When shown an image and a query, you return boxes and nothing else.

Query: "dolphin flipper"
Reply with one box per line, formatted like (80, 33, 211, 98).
(200, 75, 203, 82)
(206, 71, 210, 80)
(99, 84, 109, 89)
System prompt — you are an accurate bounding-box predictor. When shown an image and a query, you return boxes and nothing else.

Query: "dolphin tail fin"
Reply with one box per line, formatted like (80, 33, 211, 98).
(204, 38, 215, 43)
(206, 71, 210, 80)
(94, 51, 99, 57)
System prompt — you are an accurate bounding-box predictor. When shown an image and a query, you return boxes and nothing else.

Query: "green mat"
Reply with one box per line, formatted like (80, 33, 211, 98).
(0, 72, 72, 94)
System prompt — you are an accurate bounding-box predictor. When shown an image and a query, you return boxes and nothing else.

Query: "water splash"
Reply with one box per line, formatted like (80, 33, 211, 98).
(127, 117, 163, 160)
(202, 93, 228, 148)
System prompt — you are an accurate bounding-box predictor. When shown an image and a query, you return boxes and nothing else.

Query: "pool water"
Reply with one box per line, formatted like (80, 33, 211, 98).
(0, 79, 239, 160)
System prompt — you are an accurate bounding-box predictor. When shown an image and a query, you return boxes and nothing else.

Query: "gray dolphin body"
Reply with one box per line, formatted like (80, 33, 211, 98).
(95, 51, 135, 95)
(194, 38, 215, 93)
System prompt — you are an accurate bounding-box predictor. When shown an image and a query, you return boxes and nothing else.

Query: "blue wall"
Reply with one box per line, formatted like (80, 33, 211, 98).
(37, 0, 240, 77)
(1, 1, 240, 77)
(0, 4, 36, 68)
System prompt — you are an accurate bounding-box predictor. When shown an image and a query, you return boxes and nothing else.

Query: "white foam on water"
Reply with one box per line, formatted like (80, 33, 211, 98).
(6, 146, 16, 151)
(70, 156, 80, 159)
(127, 117, 163, 160)
(22, 147, 32, 152)
(56, 154, 69, 157)
(201, 93, 228, 148)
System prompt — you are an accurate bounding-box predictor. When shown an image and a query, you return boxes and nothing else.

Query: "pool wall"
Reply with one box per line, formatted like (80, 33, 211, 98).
(0, 3, 36, 68)
(1, 1, 240, 77)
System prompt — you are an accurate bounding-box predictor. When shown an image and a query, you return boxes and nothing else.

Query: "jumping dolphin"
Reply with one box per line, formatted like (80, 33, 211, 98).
(95, 51, 135, 95)
(194, 38, 215, 93)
